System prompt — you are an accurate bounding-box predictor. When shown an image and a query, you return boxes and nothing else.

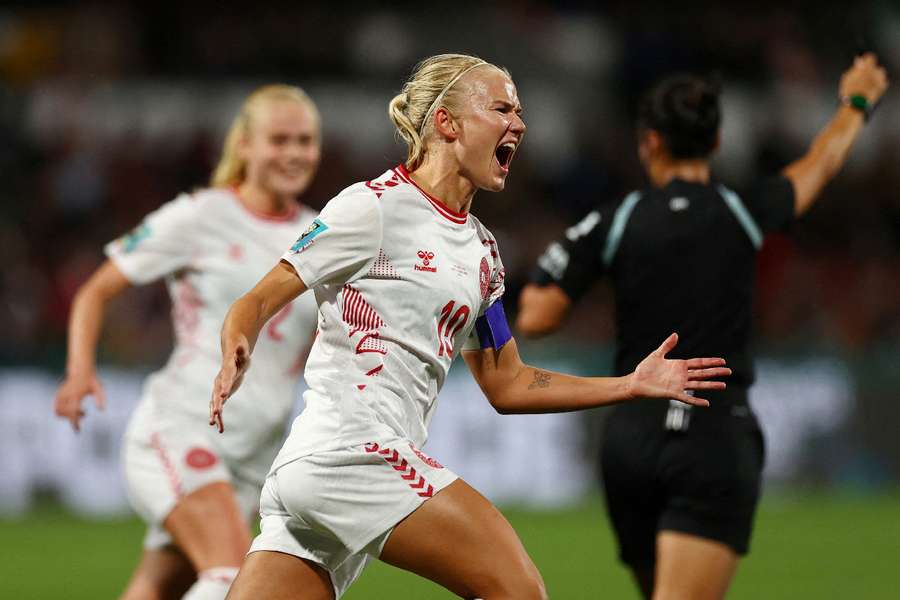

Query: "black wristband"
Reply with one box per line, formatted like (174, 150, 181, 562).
(840, 94, 872, 121)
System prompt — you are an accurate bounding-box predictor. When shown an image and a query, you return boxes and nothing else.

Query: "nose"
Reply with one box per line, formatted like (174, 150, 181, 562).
(510, 112, 526, 135)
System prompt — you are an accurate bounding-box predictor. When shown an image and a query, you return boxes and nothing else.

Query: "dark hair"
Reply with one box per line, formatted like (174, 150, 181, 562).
(637, 74, 721, 159)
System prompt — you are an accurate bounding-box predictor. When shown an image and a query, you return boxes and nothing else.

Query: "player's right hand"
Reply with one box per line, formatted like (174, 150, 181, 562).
(209, 341, 251, 433)
(54, 372, 106, 432)
(840, 52, 889, 106)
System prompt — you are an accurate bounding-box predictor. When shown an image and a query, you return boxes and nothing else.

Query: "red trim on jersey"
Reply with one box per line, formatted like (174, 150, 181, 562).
(395, 165, 468, 225)
(228, 186, 301, 222)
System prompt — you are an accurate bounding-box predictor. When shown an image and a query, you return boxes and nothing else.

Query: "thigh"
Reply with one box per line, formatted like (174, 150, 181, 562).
(225, 551, 333, 600)
(653, 531, 737, 600)
(120, 546, 196, 600)
(164, 482, 253, 570)
(379, 479, 546, 600)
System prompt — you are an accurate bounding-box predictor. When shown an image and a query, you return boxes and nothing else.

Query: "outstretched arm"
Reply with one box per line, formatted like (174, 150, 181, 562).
(784, 53, 889, 216)
(210, 260, 308, 432)
(463, 333, 729, 414)
(54, 260, 131, 431)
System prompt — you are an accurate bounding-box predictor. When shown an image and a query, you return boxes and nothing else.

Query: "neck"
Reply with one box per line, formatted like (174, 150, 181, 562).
(407, 152, 476, 214)
(235, 181, 295, 216)
(649, 158, 710, 188)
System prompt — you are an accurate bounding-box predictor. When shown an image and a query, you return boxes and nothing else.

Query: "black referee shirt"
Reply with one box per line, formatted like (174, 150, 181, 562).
(533, 176, 796, 387)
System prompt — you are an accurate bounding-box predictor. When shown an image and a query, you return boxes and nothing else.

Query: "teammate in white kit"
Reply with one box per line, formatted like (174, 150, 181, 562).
(210, 55, 731, 600)
(54, 85, 322, 600)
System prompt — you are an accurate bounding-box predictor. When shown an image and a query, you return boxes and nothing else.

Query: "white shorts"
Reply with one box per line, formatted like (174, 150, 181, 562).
(250, 438, 458, 598)
(122, 399, 278, 550)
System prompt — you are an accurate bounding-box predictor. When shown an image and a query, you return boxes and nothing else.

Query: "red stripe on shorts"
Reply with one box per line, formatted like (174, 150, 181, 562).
(150, 432, 184, 499)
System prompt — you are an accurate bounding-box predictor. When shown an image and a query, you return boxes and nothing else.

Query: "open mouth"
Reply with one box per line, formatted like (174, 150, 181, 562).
(495, 142, 516, 171)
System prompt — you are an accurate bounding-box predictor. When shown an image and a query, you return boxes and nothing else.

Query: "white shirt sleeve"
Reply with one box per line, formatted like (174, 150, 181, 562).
(462, 231, 508, 351)
(282, 185, 382, 289)
(104, 193, 198, 285)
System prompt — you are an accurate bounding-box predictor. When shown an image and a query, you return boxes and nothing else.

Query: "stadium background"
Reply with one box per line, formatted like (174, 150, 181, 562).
(1, 1, 898, 598)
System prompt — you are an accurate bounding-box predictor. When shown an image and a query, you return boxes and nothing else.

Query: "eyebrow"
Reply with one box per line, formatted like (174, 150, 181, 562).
(493, 100, 524, 112)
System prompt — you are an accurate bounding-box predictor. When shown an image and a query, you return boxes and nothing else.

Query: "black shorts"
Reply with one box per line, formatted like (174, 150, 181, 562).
(599, 387, 765, 567)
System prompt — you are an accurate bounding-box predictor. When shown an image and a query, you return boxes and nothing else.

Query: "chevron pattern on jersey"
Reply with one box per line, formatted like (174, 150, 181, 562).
(364, 442, 434, 498)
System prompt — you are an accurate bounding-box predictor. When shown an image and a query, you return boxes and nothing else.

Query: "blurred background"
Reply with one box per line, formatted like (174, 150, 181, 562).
(1, 1, 898, 598)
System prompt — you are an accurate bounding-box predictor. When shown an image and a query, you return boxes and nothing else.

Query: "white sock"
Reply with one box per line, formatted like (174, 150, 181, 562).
(181, 567, 239, 600)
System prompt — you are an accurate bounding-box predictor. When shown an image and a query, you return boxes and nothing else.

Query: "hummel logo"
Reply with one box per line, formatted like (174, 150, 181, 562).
(415, 250, 437, 272)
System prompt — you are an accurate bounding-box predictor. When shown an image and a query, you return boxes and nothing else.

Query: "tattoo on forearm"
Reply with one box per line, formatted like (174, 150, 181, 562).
(528, 370, 552, 390)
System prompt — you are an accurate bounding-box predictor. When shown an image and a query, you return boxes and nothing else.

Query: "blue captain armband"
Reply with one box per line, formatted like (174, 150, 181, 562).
(474, 300, 513, 350)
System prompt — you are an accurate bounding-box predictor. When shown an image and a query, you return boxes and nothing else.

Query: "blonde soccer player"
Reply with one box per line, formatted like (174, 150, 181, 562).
(54, 85, 323, 600)
(210, 54, 731, 600)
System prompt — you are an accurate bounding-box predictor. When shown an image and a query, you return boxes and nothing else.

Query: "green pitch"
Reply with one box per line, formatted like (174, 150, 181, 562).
(2, 490, 897, 599)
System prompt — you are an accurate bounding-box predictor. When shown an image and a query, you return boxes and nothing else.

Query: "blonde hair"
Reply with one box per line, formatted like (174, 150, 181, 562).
(211, 84, 321, 187)
(388, 54, 508, 170)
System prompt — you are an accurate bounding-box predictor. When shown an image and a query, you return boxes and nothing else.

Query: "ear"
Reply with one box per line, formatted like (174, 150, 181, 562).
(646, 129, 664, 153)
(432, 106, 459, 141)
(236, 132, 251, 161)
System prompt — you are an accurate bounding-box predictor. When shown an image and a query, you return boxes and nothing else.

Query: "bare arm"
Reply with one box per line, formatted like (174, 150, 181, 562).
(784, 53, 889, 216)
(210, 259, 308, 432)
(515, 283, 572, 337)
(54, 260, 132, 431)
(463, 333, 729, 414)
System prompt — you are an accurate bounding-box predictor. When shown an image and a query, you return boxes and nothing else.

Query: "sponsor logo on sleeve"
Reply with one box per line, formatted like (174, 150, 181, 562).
(117, 223, 151, 253)
(290, 218, 328, 253)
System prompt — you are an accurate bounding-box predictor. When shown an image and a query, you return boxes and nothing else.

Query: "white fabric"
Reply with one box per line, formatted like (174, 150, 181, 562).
(274, 165, 505, 470)
(122, 395, 269, 550)
(104, 187, 319, 544)
(181, 567, 239, 600)
(251, 438, 458, 599)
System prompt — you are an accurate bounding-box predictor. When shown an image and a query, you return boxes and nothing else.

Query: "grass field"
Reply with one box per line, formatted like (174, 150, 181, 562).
(2, 490, 897, 599)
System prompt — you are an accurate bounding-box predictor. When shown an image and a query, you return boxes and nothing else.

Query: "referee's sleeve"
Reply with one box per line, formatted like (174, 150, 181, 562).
(531, 208, 608, 302)
(743, 175, 796, 234)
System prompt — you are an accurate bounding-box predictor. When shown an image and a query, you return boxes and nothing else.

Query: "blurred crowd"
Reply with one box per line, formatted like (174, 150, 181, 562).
(2, 1, 899, 369)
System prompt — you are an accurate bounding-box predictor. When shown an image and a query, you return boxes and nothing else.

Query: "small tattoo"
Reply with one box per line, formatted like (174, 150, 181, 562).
(529, 370, 551, 390)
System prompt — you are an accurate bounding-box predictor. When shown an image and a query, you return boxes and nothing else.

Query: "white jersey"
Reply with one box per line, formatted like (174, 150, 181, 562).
(273, 165, 505, 470)
(106, 188, 319, 464)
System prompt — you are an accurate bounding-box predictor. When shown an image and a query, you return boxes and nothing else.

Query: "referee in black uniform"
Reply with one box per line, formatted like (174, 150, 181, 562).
(517, 54, 888, 600)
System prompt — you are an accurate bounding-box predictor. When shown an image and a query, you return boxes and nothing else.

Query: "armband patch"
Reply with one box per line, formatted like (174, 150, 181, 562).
(474, 300, 512, 350)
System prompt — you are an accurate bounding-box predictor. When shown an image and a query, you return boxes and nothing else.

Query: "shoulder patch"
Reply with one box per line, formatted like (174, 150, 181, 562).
(290, 218, 328, 253)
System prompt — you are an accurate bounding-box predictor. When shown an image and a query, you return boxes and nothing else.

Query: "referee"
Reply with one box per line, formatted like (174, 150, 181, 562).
(517, 54, 888, 600)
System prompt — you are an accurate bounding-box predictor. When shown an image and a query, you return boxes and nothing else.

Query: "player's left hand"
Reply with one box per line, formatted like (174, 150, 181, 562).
(209, 338, 251, 433)
(627, 333, 730, 407)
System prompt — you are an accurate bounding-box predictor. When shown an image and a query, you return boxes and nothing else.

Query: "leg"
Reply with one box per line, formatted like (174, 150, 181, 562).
(379, 479, 547, 600)
(225, 551, 334, 600)
(652, 531, 738, 600)
(119, 546, 196, 600)
(164, 482, 253, 599)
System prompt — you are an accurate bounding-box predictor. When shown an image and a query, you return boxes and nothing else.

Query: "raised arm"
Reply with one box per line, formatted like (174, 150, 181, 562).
(784, 53, 889, 216)
(463, 332, 729, 414)
(516, 283, 572, 336)
(209, 260, 308, 432)
(54, 260, 131, 431)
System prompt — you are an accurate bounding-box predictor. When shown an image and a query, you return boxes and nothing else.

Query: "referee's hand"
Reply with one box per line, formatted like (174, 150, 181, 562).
(628, 333, 730, 407)
(840, 53, 888, 107)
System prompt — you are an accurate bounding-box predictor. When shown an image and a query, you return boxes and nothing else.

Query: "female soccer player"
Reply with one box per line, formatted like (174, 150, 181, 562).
(54, 85, 323, 600)
(518, 54, 888, 600)
(209, 54, 730, 600)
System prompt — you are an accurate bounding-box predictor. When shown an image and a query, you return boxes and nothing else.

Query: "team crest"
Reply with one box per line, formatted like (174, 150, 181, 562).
(185, 447, 218, 470)
(479, 257, 490, 300)
(290, 218, 328, 253)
